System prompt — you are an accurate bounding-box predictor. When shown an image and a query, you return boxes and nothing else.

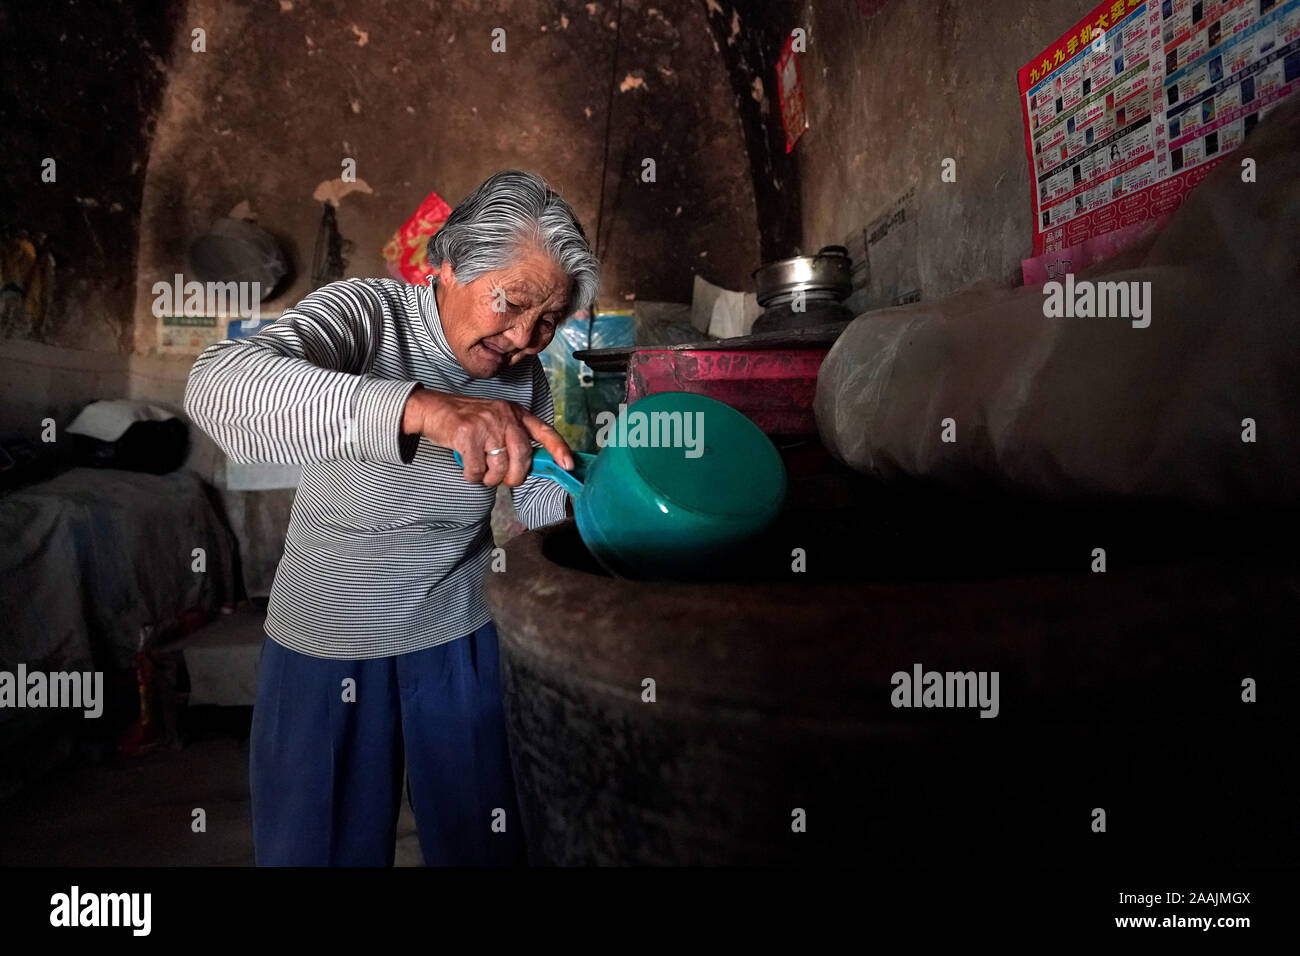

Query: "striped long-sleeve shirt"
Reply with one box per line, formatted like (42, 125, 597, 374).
(184, 276, 569, 659)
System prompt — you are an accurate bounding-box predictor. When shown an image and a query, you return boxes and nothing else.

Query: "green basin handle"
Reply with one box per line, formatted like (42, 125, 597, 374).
(451, 447, 591, 498)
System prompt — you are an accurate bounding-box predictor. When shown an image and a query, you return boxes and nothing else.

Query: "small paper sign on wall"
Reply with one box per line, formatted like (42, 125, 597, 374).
(777, 33, 808, 153)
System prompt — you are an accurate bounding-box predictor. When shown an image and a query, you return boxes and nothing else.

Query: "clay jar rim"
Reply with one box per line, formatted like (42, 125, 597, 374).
(483, 521, 1280, 721)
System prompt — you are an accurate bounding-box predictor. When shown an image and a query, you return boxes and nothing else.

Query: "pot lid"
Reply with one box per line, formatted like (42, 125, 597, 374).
(751, 245, 850, 278)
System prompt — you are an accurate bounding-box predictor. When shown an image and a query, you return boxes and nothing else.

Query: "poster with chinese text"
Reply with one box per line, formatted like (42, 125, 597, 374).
(1020, 0, 1300, 255)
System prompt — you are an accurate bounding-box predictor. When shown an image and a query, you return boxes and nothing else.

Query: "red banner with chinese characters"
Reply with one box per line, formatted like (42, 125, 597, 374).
(777, 32, 808, 153)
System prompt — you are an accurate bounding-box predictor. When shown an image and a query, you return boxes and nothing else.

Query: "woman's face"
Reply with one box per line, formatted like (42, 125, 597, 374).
(436, 245, 575, 379)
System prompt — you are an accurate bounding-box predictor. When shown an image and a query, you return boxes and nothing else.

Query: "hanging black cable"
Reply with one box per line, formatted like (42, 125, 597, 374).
(592, 0, 624, 271)
(581, 0, 625, 440)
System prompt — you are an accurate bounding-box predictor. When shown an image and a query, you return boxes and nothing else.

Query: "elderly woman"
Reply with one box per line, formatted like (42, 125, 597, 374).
(185, 170, 600, 866)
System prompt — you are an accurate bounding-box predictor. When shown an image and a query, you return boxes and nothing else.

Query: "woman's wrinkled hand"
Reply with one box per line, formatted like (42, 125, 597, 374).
(401, 386, 573, 487)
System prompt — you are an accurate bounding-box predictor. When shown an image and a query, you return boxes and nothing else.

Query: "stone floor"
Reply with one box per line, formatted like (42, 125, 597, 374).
(0, 708, 423, 866)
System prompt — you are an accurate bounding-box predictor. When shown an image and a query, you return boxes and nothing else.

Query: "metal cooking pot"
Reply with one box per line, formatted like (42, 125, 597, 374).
(752, 245, 853, 308)
(460, 392, 786, 579)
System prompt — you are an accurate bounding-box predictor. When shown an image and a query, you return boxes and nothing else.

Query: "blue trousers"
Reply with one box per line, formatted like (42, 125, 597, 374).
(249, 622, 527, 866)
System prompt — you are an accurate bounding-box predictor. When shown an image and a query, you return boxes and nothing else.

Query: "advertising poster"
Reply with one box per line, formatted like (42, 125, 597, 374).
(1020, 0, 1300, 255)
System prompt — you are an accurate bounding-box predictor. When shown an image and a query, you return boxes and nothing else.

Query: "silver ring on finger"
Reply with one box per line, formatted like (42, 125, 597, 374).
(486, 446, 508, 456)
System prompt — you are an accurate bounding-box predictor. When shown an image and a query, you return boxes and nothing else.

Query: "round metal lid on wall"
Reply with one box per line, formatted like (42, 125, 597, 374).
(188, 218, 289, 300)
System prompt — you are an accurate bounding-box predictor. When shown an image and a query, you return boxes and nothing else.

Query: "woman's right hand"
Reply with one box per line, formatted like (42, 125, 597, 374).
(401, 386, 574, 487)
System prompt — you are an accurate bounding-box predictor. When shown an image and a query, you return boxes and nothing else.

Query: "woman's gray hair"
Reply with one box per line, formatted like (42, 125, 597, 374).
(428, 170, 601, 314)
